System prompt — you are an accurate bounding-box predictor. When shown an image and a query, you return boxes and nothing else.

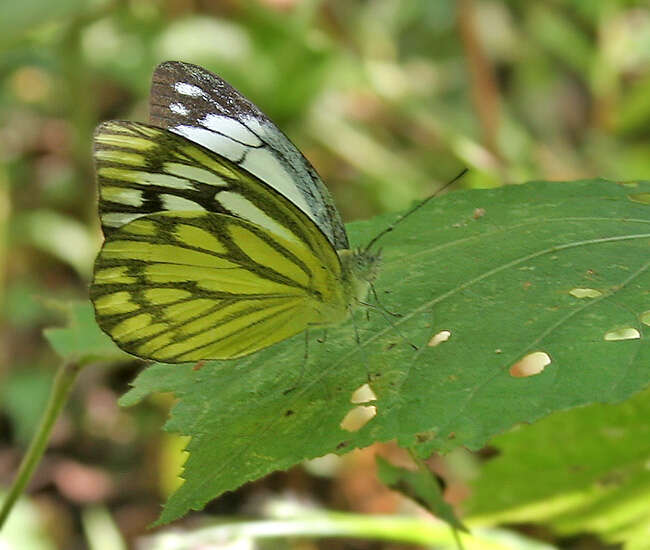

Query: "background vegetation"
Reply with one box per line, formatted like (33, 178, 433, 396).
(0, 0, 648, 548)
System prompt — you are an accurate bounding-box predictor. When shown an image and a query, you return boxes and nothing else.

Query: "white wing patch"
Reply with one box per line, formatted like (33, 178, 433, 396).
(243, 116, 312, 183)
(174, 82, 205, 97)
(216, 190, 300, 245)
(163, 162, 227, 186)
(173, 126, 246, 162)
(172, 115, 314, 219)
(134, 172, 195, 190)
(201, 114, 262, 146)
(170, 102, 189, 115)
(240, 147, 312, 217)
(101, 212, 144, 228)
(160, 194, 206, 211)
(101, 186, 144, 207)
(97, 166, 197, 191)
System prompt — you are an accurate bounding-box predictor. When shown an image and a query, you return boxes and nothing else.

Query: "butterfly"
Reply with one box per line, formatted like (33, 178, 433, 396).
(90, 61, 382, 363)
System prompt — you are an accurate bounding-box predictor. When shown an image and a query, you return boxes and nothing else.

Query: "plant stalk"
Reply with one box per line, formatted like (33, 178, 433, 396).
(0, 361, 81, 529)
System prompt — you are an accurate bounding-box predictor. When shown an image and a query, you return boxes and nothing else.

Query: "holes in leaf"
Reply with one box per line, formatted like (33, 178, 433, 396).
(341, 384, 378, 431)
(509, 351, 551, 378)
(569, 287, 602, 299)
(604, 328, 640, 341)
(340, 406, 376, 432)
(428, 330, 451, 347)
(350, 383, 376, 404)
(303, 454, 342, 477)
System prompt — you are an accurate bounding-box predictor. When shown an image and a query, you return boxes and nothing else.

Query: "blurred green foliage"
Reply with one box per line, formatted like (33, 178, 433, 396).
(0, 1, 648, 548)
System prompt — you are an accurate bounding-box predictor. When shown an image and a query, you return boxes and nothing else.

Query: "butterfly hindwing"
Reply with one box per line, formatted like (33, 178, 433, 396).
(148, 60, 349, 250)
(91, 210, 337, 361)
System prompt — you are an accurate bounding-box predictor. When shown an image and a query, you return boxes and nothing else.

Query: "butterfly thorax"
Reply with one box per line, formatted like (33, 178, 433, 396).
(306, 248, 380, 328)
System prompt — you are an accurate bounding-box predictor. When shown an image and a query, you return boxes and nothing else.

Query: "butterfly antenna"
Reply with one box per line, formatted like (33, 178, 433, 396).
(364, 168, 468, 252)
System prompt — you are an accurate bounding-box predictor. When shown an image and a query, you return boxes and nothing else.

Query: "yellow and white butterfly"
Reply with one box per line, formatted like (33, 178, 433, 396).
(90, 61, 382, 363)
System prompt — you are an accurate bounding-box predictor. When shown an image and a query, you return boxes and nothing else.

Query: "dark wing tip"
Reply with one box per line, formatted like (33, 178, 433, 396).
(152, 60, 216, 83)
(153, 59, 193, 74)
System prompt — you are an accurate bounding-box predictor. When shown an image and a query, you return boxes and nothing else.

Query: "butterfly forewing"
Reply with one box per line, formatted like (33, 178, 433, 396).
(96, 121, 325, 251)
(91, 122, 349, 362)
(148, 61, 349, 250)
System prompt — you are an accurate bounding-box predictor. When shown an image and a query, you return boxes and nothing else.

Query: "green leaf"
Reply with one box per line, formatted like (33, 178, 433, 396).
(119, 179, 650, 524)
(43, 301, 130, 365)
(376, 456, 467, 532)
(467, 387, 650, 549)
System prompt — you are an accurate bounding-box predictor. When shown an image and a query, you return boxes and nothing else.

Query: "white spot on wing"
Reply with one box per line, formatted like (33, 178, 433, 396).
(174, 82, 205, 97)
(160, 194, 206, 211)
(164, 162, 228, 186)
(170, 102, 189, 115)
(241, 115, 327, 231)
(102, 186, 143, 207)
(241, 148, 312, 216)
(172, 126, 245, 162)
(217, 191, 299, 244)
(243, 116, 306, 175)
(133, 172, 195, 190)
(101, 212, 143, 227)
(201, 114, 262, 146)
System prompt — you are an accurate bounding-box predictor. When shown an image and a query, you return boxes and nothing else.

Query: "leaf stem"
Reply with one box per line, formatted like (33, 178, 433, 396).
(0, 361, 81, 529)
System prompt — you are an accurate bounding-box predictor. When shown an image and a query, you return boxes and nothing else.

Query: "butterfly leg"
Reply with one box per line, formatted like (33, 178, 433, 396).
(359, 300, 418, 352)
(349, 311, 373, 384)
(370, 283, 401, 317)
(282, 329, 310, 395)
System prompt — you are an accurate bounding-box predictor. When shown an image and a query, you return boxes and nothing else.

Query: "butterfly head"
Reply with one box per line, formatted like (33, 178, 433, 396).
(338, 248, 382, 306)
